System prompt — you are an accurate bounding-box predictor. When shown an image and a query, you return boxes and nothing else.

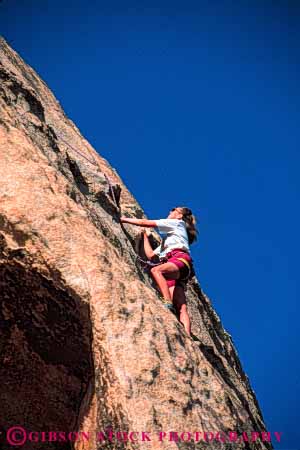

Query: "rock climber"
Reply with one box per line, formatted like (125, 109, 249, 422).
(120, 207, 198, 336)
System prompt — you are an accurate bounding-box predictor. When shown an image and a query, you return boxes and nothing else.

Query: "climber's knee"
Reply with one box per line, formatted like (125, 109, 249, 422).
(150, 265, 160, 276)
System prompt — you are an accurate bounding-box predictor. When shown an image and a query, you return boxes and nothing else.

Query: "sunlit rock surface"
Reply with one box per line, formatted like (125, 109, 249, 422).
(0, 37, 272, 450)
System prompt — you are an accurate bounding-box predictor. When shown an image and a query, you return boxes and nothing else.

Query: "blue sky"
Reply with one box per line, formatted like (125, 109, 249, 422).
(1, 0, 299, 447)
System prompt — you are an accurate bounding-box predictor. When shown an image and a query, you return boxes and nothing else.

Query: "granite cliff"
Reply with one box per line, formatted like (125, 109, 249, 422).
(0, 37, 272, 450)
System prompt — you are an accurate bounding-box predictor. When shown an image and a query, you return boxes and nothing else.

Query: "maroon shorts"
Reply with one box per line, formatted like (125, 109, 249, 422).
(161, 248, 194, 288)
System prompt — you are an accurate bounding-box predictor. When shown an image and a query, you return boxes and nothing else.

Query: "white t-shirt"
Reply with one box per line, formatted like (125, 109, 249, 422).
(153, 219, 190, 258)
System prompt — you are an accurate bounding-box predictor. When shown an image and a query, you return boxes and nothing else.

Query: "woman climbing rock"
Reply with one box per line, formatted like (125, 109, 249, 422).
(120, 207, 198, 336)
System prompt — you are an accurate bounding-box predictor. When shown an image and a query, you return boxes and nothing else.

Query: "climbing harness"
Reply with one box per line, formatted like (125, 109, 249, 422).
(136, 251, 194, 281)
(136, 248, 194, 314)
(135, 254, 163, 271)
(175, 257, 192, 281)
(134, 256, 177, 313)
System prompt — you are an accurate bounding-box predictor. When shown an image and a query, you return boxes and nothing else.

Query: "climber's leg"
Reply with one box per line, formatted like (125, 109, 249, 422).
(150, 262, 180, 301)
(169, 284, 191, 336)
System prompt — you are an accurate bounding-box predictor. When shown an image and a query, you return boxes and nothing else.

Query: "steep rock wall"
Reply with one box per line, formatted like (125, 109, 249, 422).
(0, 37, 271, 450)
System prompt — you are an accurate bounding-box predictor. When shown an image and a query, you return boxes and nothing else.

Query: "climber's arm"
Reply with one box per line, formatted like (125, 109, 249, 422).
(141, 230, 159, 260)
(120, 217, 157, 227)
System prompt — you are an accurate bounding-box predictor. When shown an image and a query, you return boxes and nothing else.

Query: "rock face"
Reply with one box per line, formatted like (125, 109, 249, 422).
(0, 37, 272, 450)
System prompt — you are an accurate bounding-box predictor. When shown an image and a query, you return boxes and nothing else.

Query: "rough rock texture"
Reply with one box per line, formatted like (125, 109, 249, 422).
(0, 37, 272, 450)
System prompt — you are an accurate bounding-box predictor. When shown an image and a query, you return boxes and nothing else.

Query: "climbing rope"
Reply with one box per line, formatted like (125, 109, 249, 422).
(18, 113, 165, 277)
(55, 131, 99, 167)
(56, 136, 165, 271)
(16, 110, 191, 297)
(55, 131, 120, 211)
(135, 254, 165, 270)
(16, 111, 120, 210)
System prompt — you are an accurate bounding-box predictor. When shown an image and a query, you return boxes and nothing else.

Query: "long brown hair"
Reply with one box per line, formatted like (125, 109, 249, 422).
(176, 206, 198, 245)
